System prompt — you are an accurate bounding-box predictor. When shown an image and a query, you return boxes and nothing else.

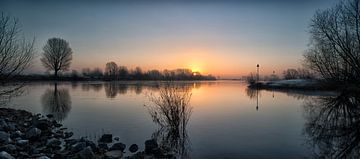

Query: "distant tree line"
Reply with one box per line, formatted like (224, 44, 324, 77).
(245, 67, 315, 84)
(76, 61, 216, 81)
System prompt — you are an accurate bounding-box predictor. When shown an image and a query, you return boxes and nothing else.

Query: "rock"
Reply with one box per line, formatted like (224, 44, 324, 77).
(98, 134, 112, 143)
(16, 139, 29, 146)
(26, 127, 41, 139)
(36, 156, 50, 159)
(105, 150, 123, 158)
(145, 139, 158, 154)
(0, 120, 8, 131)
(0, 131, 11, 143)
(114, 137, 119, 141)
(78, 146, 95, 159)
(6, 123, 16, 131)
(129, 152, 145, 159)
(0, 145, 16, 153)
(98, 143, 108, 150)
(11, 131, 22, 138)
(0, 151, 14, 159)
(71, 142, 86, 153)
(129, 144, 139, 153)
(85, 140, 97, 151)
(34, 120, 51, 131)
(52, 121, 62, 127)
(64, 132, 73, 138)
(110, 142, 126, 151)
(47, 138, 61, 147)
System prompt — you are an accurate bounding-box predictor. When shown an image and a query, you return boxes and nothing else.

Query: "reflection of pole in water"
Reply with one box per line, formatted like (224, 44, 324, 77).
(256, 64, 260, 111)
(256, 86, 259, 111)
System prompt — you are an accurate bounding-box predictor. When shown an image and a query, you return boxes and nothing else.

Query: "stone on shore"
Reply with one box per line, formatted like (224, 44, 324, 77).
(0, 131, 11, 143)
(70, 142, 86, 153)
(110, 142, 126, 151)
(0, 151, 15, 159)
(98, 134, 112, 143)
(78, 146, 95, 159)
(145, 139, 158, 154)
(25, 127, 41, 139)
(105, 150, 123, 158)
(129, 144, 139, 153)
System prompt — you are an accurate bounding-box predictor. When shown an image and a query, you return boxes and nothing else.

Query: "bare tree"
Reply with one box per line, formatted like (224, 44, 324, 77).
(118, 66, 129, 79)
(0, 13, 35, 105)
(0, 13, 35, 83)
(105, 61, 118, 78)
(41, 37, 73, 78)
(304, 0, 360, 84)
(283, 69, 299, 79)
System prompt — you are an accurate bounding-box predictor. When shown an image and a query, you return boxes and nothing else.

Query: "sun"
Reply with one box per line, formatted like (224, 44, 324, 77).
(190, 64, 202, 73)
(191, 67, 201, 73)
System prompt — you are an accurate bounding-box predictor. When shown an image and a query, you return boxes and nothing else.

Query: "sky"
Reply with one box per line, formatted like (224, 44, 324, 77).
(0, 0, 337, 78)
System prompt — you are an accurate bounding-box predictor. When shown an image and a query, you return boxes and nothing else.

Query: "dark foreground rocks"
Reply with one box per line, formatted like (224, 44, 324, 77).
(0, 108, 175, 159)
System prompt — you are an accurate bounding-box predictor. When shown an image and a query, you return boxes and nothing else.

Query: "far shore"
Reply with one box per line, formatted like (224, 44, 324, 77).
(248, 79, 360, 92)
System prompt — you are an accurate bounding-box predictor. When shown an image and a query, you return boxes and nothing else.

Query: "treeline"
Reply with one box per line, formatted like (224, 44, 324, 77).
(79, 62, 215, 80)
(246, 68, 315, 84)
(35, 61, 216, 81)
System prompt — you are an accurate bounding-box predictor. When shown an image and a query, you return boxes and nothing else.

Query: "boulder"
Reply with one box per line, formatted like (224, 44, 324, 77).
(25, 127, 41, 139)
(105, 150, 123, 158)
(98, 134, 112, 143)
(78, 146, 95, 159)
(0, 151, 14, 159)
(34, 120, 51, 131)
(129, 144, 139, 153)
(145, 139, 158, 154)
(0, 145, 16, 153)
(46, 138, 61, 147)
(98, 143, 108, 150)
(0, 131, 11, 143)
(0, 120, 8, 131)
(16, 139, 29, 146)
(64, 132, 73, 138)
(71, 142, 86, 153)
(110, 142, 126, 151)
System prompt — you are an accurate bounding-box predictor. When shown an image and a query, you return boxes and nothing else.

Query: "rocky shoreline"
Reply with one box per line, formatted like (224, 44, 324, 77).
(0, 108, 174, 159)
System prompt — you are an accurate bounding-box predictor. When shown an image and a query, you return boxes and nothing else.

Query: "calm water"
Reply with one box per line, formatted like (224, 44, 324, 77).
(5, 81, 353, 159)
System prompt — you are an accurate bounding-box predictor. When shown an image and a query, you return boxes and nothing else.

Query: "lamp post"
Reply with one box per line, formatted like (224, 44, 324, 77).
(256, 64, 259, 83)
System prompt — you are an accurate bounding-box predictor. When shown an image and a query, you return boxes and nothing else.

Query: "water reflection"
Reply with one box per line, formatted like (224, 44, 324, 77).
(303, 91, 360, 158)
(101, 81, 212, 99)
(41, 83, 72, 122)
(245, 87, 260, 110)
(146, 84, 192, 158)
(0, 84, 26, 107)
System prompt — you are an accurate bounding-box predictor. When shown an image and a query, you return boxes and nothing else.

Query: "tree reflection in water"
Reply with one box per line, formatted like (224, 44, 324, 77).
(41, 83, 71, 122)
(303, 91, 360, 158)
(146, 83, 192, 158)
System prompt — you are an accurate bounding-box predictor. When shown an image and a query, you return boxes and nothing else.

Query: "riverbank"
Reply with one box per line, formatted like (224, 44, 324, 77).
(248, 79, 339, 90)
(0, 108, 173, 159)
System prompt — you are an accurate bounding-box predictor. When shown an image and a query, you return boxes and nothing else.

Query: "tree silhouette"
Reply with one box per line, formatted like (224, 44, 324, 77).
(105, 61, 118, 78)
(41, 37, 73, 79)
(0, 13, 35, 105)
(304, 0, 360, 84)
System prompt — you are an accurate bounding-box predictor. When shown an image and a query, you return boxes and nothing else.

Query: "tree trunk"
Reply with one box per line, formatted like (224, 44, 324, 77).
(54, 70, 58, 80)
